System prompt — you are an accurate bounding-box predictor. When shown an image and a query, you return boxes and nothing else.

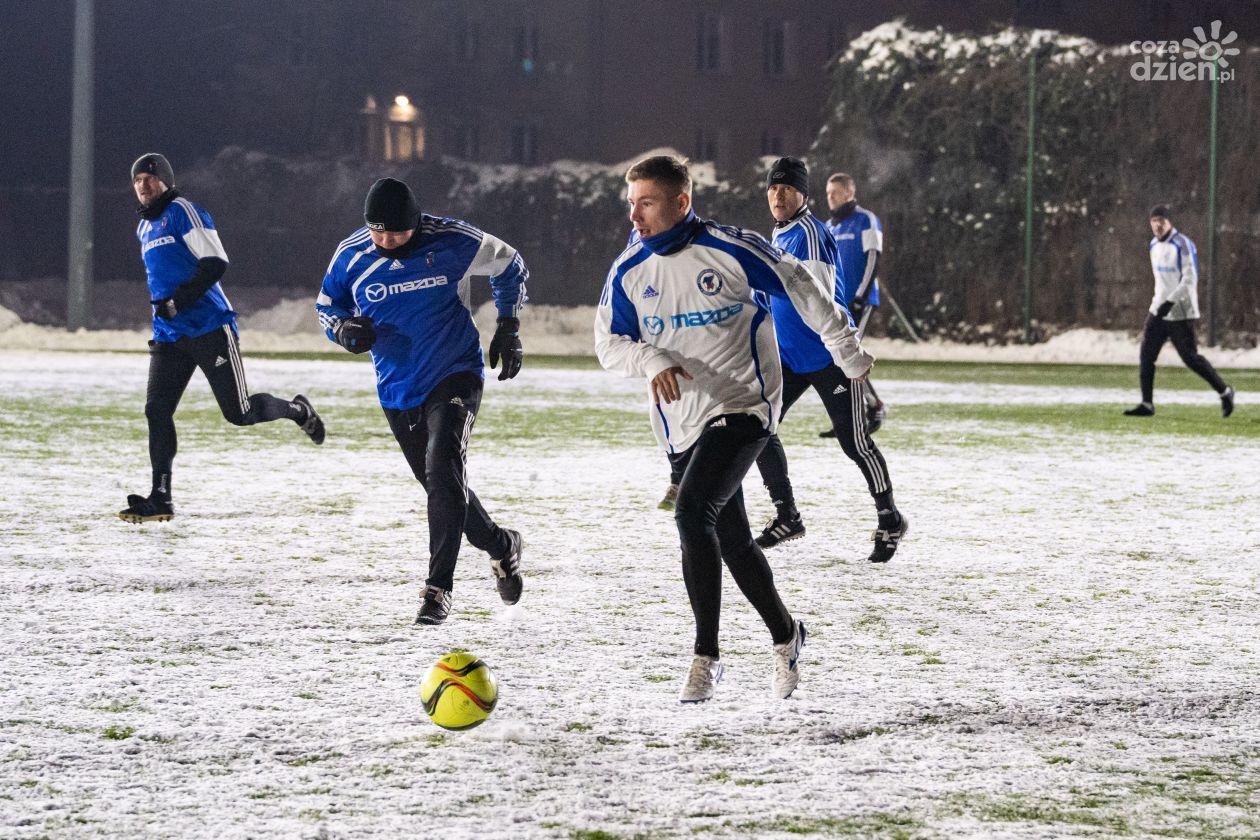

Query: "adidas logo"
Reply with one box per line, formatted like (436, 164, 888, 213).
(709, 417, 726, 428)
(642, 285, 659, 299)
(833, 383, 847, 394)
(214, 356, 228, 367)
(389, 259, 405, 270)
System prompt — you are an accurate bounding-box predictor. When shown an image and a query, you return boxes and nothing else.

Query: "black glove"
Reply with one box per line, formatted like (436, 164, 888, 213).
(849, 297, 867, 320)
(335, 315, 376, 354)
(488, 317, 523, 381)
(1156, 300, 1175, 318)
(150, 285, 202, 320)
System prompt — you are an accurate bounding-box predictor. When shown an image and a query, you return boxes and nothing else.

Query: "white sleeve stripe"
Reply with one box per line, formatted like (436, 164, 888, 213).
(348, 258, 389, 313)
(325, 230, 373, 274)
(183, 227, 229, 262)
(173, 198, 205, 231)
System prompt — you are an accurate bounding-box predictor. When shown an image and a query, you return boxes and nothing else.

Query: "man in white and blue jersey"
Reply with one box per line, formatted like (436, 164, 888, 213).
(752, 158, 907, 564)
(596, 155, 873, 703)
(1124, 205, 1234, 418)
(823, 172, 888, 435)
(316, 178, 527, 625)
(119, 153, 324, 524)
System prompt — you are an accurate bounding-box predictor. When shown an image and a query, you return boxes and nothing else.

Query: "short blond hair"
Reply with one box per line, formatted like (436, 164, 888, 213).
(827, 172, 855, 190)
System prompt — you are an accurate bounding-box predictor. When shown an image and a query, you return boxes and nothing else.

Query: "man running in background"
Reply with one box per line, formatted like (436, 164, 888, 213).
(316, 178, 527, 626)
(822, 172, 888, 436)
(751, 158, 908, 564)
(120, 153, 324, 524)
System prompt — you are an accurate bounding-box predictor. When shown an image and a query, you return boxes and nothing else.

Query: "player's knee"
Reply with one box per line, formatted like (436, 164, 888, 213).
(674, 496, 719, 537)
(144, 400, 175, 424)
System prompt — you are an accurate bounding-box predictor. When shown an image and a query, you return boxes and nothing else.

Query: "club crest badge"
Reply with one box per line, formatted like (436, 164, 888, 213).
(696, 269, 724, 296)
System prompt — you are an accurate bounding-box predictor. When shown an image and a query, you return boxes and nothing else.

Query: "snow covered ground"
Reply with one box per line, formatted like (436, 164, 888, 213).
(2, 351, 1258, 839)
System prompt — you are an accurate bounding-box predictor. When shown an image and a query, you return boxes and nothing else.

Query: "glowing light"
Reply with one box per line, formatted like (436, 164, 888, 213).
(394, 95, 410, 107)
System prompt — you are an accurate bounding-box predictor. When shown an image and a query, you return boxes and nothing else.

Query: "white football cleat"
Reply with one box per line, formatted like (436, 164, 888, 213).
(772, 619, 807, 699)
(679, 655, 723, 704)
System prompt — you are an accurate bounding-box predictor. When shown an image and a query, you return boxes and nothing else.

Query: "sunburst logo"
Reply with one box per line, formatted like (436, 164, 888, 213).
(1182, 20, 1241, 68)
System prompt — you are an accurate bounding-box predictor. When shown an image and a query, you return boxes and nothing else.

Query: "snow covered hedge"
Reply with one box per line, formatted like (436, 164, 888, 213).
(811, 21, 1260, 342)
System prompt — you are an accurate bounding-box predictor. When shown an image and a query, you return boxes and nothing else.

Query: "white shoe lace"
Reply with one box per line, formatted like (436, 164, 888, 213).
(772, 625, 802, 698)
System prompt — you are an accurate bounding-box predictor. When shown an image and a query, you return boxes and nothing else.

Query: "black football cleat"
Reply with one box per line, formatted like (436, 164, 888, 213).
(119, 493, 174, 524)
(755, 512, 806, 549)
(415, 585, 452, 625)
(868, 513, 909, 563)
(1123, 403, 1155, 417)
(1221, 386, 1235, 418)
(491, 530, 524, 605)
(293, 394, 325, 445)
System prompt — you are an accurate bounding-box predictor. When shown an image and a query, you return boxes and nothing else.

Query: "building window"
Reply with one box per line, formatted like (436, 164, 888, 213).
(511, 124, 538, 164)
(514, 24, 540, 73)
(456, 124, 481, 160)
(763, 19, 797, 78)
(696, 13, 725, 73)
(760, 131, 784, 157)
(693, 128, 719, 163)
(456, 20, 480, 62)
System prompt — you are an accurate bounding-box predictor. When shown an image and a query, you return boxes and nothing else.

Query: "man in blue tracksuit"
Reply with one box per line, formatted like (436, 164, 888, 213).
(120, 153, 324, 524)
(823, 172, 888, 435)
(752, 158, 907, 563)
(316, 178, 527, 625)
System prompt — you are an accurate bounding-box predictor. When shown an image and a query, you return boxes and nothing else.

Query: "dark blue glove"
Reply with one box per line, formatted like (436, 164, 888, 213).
(1156, 300, 1174, 318)
(335, 315, 376, 354)
(488, 317, 523, 380)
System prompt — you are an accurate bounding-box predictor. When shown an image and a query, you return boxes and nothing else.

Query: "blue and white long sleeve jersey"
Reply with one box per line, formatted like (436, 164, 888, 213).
(762, 208, 855, 374)
(136, 196, 234, 342)
(826, 203, 882, 306)
(595, 212, 873, 454)
(315, 214, 528, 410)
(1148, 228, 1200, 320)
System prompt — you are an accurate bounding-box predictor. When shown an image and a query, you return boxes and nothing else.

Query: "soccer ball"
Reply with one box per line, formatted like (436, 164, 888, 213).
(420, 652, 498, 730)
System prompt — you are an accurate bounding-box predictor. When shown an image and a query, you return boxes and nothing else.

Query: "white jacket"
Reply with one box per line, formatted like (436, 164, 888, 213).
(595, 214, 872, 453)
(1148, 228, 1200, 320)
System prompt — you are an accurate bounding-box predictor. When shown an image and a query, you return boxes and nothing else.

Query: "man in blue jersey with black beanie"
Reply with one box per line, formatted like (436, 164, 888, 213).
(316, 178, 527, 625)
(119, 153, 324, 524)
(751, 158, 908, 563)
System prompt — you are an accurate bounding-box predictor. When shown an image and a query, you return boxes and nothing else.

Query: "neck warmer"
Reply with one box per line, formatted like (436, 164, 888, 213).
(829, 199, 857, 223)
(374, 225, 425, 259)
(641, 210, 702, 256)
(775, 204, 811, 229)
(138, 188, 180, 221)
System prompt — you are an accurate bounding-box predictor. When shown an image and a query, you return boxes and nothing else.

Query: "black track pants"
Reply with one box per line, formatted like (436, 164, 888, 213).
(384, 372, 509, 592)
(145, 325, 302, 496)
(669, 413, 795, 658)
(755, 362, 892, 507)
(1138, 314, 1227, 404)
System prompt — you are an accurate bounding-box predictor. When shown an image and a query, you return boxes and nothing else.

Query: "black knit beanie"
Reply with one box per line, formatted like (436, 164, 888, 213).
(766, 157, 809, 196)
(364, 178, 421, 232)
(1149, 204, 1171, 220)
(131, 153, 175, 188)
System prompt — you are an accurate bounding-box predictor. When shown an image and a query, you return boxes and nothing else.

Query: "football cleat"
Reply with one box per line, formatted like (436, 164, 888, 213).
(868, 513, 909, 563)
(755, 512, 805, 548)
(679, 655, 724, 704)
(293, 394, 325, 445)
(772, 619, 807, 699)
(1221, 386, 1235, 418)
(118, 493, 174, 524)
(416, 585, 452, 625)
(1123, 403, 1155, 417)
(658, 483, 679, 511)
(490, 530, 524, 605)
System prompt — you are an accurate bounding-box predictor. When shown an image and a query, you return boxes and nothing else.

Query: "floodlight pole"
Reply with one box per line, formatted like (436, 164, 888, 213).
(1023, 52, 1036, 345)
(67, 0, 95, 331)
(1205, 58, 1219, 346)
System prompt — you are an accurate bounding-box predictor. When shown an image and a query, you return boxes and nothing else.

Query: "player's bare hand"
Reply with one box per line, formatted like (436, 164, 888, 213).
(651, 366, 692, 404)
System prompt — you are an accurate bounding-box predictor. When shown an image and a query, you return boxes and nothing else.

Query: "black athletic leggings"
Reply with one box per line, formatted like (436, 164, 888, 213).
(755, 362, 892, 511)
(1139, 314, 1227, 403)
(669, 413, 795, 658)
(145, 325, 301, 496)
(384, 372, 509, 592)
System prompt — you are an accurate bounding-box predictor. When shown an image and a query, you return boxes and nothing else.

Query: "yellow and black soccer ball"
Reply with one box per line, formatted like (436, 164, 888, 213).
(420, 652, 498, 730)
